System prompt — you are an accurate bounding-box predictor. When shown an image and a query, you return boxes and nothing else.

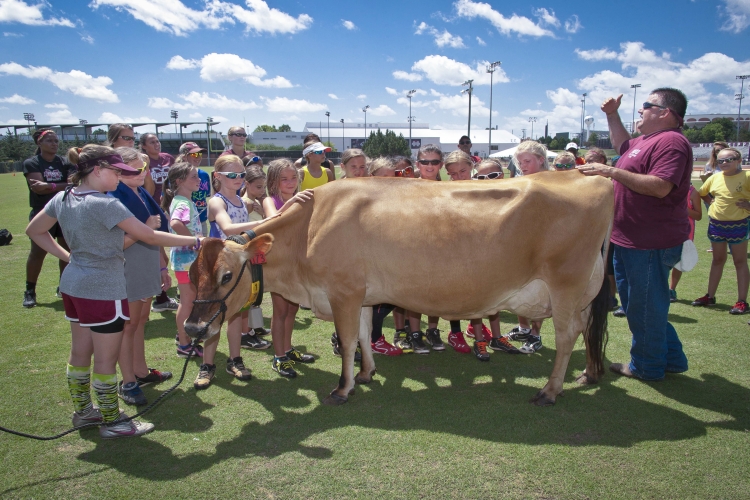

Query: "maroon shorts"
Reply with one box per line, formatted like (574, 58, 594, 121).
(62, 293, 130, 328)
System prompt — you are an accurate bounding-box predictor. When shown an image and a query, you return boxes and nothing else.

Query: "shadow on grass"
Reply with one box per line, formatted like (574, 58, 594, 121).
(71, 346, 750, 480)
(0, 468, 108, 496)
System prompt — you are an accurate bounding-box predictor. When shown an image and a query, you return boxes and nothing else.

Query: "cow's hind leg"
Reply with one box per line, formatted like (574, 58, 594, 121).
(323, 297, 364, 406)
(355, 307, 377, 385)
(530, 310, 581, 406)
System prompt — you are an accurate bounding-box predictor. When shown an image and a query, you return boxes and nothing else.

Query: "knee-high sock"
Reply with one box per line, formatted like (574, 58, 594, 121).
(66, 364, 92, 414)
(450, 320, 461, 333)
(91, 373, 120, 423)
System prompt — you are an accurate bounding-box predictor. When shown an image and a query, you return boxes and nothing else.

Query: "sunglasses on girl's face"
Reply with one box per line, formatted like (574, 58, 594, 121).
(133, 161, 149, 173)
(188, 152, 203, 158)
(418, 159, 441, 166)
(555, 163, 575, 170)
(473, 171, 503, 180)
(716, 157, 740, 164)
(118, 136, 135, 142)
(230, 133, 247, 137)
(394, 166, 414, 177)
(216, 171, 246, 179)
(311, 150, 326, 155)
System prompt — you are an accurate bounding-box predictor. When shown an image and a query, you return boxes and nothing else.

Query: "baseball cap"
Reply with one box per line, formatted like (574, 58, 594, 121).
(565, 142, 578, 151)
(179, 142, 207, 155)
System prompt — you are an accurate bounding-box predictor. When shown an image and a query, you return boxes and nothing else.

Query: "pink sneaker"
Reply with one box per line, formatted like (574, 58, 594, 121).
(447, 331, 471, 353)
(371, 336, 403, 356)
(466, 323, 492, 340)
(466, 324, 475, 339)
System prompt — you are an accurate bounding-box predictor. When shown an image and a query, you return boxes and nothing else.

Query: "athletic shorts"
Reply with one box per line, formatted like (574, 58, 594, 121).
(175, 271, 191, 285)
(707, 217, 750, 245)
(29, 208, 64, 239)
(62, 293, 130, 333)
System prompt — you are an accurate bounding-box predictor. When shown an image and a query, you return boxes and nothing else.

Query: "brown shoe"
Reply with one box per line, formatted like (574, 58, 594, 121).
(609, 363, 634, 378)
(226, 356, 252, 381)
(194, 363, 216, 390)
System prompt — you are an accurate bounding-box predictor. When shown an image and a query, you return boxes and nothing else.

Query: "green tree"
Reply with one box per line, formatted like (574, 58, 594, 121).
(92, 128, 107, 135)
(246, 142, 286, 151)
(683, 126, 703, 144)
(587, 132, 599, 146)
(548, 138, 563, 151)
(0, 131, 35, 161)
(254, 125, 278, 132)
(362, 128, 410, 158)
(278, 124, 292, 132)
(701, 122, 726, 142)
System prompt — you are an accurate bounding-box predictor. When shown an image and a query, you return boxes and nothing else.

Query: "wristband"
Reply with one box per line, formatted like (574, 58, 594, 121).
(192, 236, 201, 251)
(160, 267, 168, 272)
(50, 182, 57, 191)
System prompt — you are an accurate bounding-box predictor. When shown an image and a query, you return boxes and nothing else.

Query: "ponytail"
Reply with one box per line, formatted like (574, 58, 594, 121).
(160, 162, 195, 212)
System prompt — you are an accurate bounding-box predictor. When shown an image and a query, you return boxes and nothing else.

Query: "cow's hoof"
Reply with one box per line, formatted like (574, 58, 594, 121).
(355, 374, 372, 385)
(323, 392, 349, 406)
(529, 390, 557, 406)
(576, 371, 599, 385)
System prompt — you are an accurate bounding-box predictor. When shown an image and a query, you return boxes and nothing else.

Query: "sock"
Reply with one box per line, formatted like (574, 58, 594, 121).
(91, 372, 120, 424)
(154, 290, 168, 304)
(66, 364, 92, 414)
(449, 320, 461, 333)
(26, 281, 36, 292)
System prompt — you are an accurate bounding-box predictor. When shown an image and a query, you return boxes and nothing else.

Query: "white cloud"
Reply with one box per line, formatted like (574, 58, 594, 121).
(44, 103, 68, 109)
(3, 31, 23, 36)
(47, 108, 77, 123)
(167, 52, 293, 88)
(476, 36, 486, 46)
(575, 48, 618, 61)
(90, 0, 312, 37)
(533, 8, 560, 28)
(98, 112, 158, 123)
(80, 33, 94, 44)
(189, 112, 203, 119)
(0, 62, 118, 102)
(368, 104, 396, 117)
(357, 94, 367, 100)
(328, 93, 339, 100)
(429, 89, 490, 118)
(0, 0, 74, 27)
(406, 55, 510, 86)
(393, 70, 423, 82)
(720, 0, 750, 33)
(341, 19, 356, 30)
(564, 15, 582, 34)
(0, 93, 34, 104)
(148, 91, 261, 111)
(414, 21, 466, 48)
(454, 0, 554, 38)
(262, 96, 326, 113)
(385, 87, 398, 95)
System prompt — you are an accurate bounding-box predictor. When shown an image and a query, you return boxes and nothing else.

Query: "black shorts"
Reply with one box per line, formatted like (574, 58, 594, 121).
(29, 208, 64, 239)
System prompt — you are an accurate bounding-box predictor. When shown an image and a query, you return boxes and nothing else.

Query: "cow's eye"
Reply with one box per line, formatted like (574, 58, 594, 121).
(221, 272, 232, 285)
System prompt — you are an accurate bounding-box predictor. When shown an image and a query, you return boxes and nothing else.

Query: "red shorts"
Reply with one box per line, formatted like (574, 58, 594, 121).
(175, 271, 191, 285)
(62, 293, 130, 328)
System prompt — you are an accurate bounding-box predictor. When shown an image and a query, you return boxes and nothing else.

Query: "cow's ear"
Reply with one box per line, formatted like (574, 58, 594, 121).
(245, 233, 274, 257)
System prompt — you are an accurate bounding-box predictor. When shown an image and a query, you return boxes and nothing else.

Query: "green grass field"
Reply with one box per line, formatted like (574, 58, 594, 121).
(0, 172, 748, 499)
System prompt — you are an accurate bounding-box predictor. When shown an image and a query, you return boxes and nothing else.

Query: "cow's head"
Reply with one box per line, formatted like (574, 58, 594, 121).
(184, 234, 274, 340)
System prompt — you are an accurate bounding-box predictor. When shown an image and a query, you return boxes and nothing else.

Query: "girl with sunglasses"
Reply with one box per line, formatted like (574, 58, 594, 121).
(692, 147, 750, 314)
(262, 159, 316, 378)
(196, 156, 278, 390)
(300, 141, 335, 190)
(26, 144, 199, 439)
(393, 156, 416, 178)
(473, 159, 505, 179)
(177, 142, 211, 237)
(221, 126, 257, 161)
(553, 152, 577, 171)
(109, 147, 174, 407)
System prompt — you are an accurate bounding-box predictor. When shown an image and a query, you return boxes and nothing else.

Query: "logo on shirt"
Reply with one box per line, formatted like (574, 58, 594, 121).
(151, 166, 169, 185)
(627, 149, 641, 159)
(44, 167, 63, 182)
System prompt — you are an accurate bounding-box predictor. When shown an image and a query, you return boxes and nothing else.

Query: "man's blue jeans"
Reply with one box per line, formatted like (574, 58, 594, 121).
(613, 243, 689, 380)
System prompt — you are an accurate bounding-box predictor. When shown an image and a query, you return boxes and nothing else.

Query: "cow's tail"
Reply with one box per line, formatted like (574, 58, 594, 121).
(583, 271, 609, 380)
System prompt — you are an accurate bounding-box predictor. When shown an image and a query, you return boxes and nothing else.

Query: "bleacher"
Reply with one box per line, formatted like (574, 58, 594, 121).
(691, 142, 749, 160)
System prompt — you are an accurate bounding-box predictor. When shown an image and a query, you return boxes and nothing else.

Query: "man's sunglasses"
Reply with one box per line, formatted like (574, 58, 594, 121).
(188, 152, 203, 158)
(418, 159, 441, 166)
(472, 171, 503, 180)
(229, 133, 247, 137)
(216, 171, 246, 179)
(118, 136, 135, 142)
(459, 141, 471, 145)
(642, 102, 667, 110)
(716, 157, 740, 164)
(555, 163, 575, 170)
(394, 166, 414, 177)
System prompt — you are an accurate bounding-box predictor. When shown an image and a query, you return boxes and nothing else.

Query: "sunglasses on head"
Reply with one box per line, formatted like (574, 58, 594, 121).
(459, 141, 471, 145)
(394, 166, 414, 177)
(188, 152, 203, 158)
(248, 156, 261, 163)
(472, 171, 503, 180)
(555, 163, 575, 170)
(119, 135, 135, 142)
(216, 171, 246, 179)
(716, 157, 740, 164)
(230, 133, 247, 137)
(418, 159, 441, 166)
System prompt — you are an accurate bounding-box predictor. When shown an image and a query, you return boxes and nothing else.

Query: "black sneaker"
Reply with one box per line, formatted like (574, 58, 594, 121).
(393, 329, 408, 346)
(473, 341, 490, 361)
(424, 328, 445, 351)
(272, 356, 297, 378)
(395, 336, 414, 354)
(240, 332, 271, 350)
(254, 327, 271, 336)
(331, 333, 361, 361)
(505, 325, 531, 342)
(286, 347, 314, 363)
(612, 307, 626, 317)
(409, 331, 430, 355)
(519, 335, 543, 354)
(194, 363, 216, 390)
(226, 356, 252, 380)
(489, 336, 521, 354)
(135, 368, 173, 387)
(23, 290, 36, 308)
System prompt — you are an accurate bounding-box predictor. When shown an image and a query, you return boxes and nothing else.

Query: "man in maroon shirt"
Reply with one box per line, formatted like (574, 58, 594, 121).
(580, 88, 690, 381)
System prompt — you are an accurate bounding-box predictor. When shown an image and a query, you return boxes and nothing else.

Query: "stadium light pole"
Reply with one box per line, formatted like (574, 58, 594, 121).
(486, 61, 501, 155)
(736, 75, 750, 141)
(170, 110, 178, 133)
(407, 89, 416, 149)
(79, 119, 88, 140)
(23, 112, 34, 129)
(340, 119, 345, 151)
(206, 117, 213, 166)
(630, 84, 641, 134)
(581, 93, 587, 144)
(362, 105, 370, 145)
(325, 111, 330, 146)
(461, 79, 474, 137)
(528, 117, 537, 140)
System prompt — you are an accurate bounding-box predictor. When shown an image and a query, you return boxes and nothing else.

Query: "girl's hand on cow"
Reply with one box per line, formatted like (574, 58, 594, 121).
(601, 94, 623, 115)
(736, 199, 750, 211)
(577, 163, 615, 178)
(147, 215, 161, 229)
(294, 190, 314, 203)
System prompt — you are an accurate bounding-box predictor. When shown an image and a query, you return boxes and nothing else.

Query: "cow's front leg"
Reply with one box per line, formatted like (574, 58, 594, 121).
(355, 307, 376, 384)
(323, 296, 364, 406)
(530, 311, 578, 406)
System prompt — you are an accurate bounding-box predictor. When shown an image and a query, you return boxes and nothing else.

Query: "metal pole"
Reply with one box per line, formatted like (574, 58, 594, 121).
(487, 61, 501, 156)
(736, 76, 750, 141)
(340, 119, 345, 151)
(581, 93, 587, 143)
(630, 84, 641, 134)
(325, 111, 330, 146)
(206, 117, 212, 166)
(407, 90, 416, 154)
(462, 80, 473, 137)
(362, 105, 369, 144)
(528, 117, 536, 140)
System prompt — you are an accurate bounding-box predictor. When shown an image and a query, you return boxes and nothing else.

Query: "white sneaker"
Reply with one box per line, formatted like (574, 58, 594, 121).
(72, 406, 102, 428)
(99, 415, 155, 439)
(151, 297, 179, 312)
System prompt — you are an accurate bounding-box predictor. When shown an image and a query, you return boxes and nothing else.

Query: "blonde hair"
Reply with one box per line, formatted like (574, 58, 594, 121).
(584, 148, 607, 165)
(444, 150, 473, 170)
(718, 147, 743, 167)
(555, 152, 576, 165)
(212, 154, 243, 192)
(228, 126, 246, 137)
(105, 123, 133, 147)
(368, 157, 393, 176)
(161, 162, 196, 211)
(67, 144, 117, 185)
(341, 148, 366, 166)
(266, 158, 299, 198)
(514, 141, 550, 171)
(476, 159, 503, 172)
(114, 147, 145, 165)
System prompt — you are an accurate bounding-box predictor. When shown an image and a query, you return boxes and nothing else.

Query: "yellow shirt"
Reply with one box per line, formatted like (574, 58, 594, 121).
(698, 170, 750, 221)
(300, 165, 329, 191)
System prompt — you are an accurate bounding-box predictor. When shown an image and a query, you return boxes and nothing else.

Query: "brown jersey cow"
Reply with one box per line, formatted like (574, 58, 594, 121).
(185, 171, 613, 406)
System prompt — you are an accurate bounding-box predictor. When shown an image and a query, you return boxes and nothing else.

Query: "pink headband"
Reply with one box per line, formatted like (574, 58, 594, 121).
(36, 130, 53, 143)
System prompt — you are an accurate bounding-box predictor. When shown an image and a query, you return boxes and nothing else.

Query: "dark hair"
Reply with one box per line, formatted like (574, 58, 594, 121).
(417, 143, 443, 160)
(459, 135, 471, 143)
(161, 162, 196, 212)
(67, 144, 117, 185)
(303, 133, 321, 144)
(651, 87, 688, 118)
(139, 133, 159, 153)
(32, 128, 57, 155)
(106, 123, 134, 147)
(392, 156, 412, 167)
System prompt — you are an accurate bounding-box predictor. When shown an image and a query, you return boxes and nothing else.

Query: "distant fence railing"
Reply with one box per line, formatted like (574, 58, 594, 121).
(0, 161, 23, 174)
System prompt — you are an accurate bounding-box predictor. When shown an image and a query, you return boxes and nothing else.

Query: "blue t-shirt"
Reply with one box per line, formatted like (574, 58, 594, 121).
(192, 169, 211, 223)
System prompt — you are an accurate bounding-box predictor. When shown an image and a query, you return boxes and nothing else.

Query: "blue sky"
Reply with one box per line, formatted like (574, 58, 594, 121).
(1, 0, 749, 137)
